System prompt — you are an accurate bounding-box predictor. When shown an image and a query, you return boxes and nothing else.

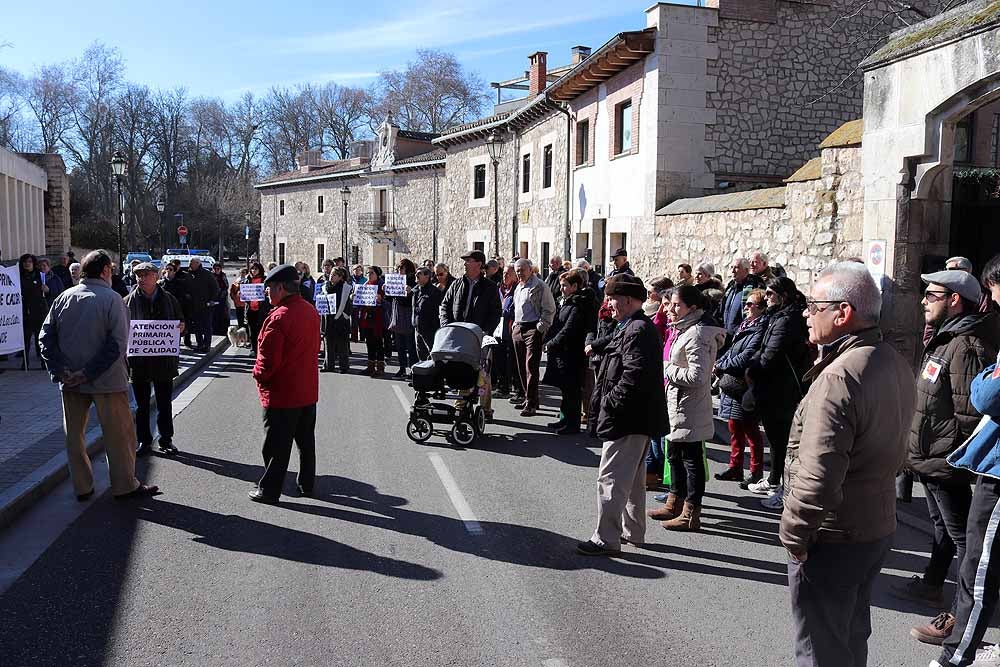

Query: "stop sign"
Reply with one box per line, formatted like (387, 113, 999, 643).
(177, 225, 188, 236)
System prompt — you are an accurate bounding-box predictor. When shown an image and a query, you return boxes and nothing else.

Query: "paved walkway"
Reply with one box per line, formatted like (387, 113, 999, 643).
(0, 337, 228, 525)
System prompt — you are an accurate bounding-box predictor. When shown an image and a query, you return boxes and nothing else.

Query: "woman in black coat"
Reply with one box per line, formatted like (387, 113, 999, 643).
(411, 267, 443, 361)
(714, 288, 768, 487)
(18, 253, 48, 366)
(322, 267, 354, 373)
(543, 269, 592, 435)
(744, 276, 813, 504)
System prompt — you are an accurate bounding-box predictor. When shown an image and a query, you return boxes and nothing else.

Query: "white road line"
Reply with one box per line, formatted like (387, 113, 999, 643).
(392, 384, 411, 414)
(427, 452, 483, 535)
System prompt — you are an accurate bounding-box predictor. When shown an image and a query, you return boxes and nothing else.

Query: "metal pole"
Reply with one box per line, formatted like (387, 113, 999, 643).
(492, 159, 500, 257)
(342, 200, 348, 261)
(116, 176, 124, 274)
(159, 210, 165, 257)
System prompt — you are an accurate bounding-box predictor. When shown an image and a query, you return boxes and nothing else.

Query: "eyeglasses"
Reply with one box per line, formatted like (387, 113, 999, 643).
(805, 300, 846, 314)
(923, 289, 952, 303)
(744, 301, 763, 309)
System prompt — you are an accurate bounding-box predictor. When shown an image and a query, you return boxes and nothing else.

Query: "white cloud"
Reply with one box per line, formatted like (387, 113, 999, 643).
(273, 3, 626, 56)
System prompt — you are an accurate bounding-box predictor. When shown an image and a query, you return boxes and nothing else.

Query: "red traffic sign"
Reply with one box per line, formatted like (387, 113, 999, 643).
(177, 225, 188, 236)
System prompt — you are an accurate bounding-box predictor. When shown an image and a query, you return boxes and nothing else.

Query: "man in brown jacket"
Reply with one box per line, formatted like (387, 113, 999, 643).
(782, 261, 916, 667)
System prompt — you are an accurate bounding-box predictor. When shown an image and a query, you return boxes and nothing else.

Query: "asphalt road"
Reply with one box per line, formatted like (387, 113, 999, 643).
(0, 344, 986, 667)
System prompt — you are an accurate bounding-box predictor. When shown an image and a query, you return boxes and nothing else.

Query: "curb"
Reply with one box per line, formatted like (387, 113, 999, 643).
(0, 337, 230, 531)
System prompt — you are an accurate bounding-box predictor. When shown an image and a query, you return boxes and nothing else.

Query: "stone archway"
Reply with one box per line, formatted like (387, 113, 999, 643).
(861, 2, 1000, 362)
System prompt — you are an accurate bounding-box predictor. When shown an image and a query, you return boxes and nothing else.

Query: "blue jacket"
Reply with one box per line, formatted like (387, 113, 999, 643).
(949, 354, 1000, 480)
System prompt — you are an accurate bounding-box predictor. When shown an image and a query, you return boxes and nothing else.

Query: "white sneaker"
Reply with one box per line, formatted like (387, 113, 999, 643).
(974, 644, 1000, 666)
(761, 486, 784, 510)
(748, 478, 778, 495)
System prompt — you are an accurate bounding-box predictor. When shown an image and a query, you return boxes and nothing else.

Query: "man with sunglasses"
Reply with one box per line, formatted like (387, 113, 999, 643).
(896, 271, 1000, 647)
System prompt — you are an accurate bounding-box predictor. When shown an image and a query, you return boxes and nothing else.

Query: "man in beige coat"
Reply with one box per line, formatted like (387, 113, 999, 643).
(782, 261, 916, 667)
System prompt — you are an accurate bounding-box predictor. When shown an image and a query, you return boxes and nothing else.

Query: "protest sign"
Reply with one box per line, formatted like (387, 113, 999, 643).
(127, 320, 181, 357)
(352, 284, 378, 307)
(384, 273, 407, 297)
(0, 265, 24, 356)
(240, 283, 265, 302)
(315, 294, 330, 316)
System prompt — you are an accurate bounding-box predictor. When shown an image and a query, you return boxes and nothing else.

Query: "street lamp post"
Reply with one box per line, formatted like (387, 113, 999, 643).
(244, 211, 251, 272)
(485, 130, 505, 258)
(156, 195, 166, 257)
(110, 151, 127, 274)
(340, 186, 351, 262)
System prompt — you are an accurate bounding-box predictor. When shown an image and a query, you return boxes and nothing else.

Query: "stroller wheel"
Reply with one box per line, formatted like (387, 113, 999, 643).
(406, 417, 434, 443)
(473, 406, 486, 436)
(451, 420, 476, 447)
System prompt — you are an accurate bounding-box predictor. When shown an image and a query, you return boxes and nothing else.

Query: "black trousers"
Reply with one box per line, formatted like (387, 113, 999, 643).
(365, 335, 385, 362)
(922, 478, 972, 590)
(761, 407, 795, 486)
(940, 476, 1000, 667)
(789, 535, 892, 667)
(667, 440, 706, 505)
(247, 309, 266, 354)
(416, 332, 433, 362)
(133, 378, 174, 446)
(323, 334, 350, 372)
(258, 404, 317, 497)
(559, 380, 582, 426)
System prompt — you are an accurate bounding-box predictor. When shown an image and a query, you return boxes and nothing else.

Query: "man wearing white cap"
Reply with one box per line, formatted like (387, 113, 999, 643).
(896, 270, 1000, 648)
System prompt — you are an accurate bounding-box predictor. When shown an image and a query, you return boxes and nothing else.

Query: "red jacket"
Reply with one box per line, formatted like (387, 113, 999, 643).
(253, 294, 320, 409)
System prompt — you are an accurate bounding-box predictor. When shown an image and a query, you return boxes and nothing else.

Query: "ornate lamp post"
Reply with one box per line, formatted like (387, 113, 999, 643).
(485, 130, 505, 258)
(340, 186, 351, 261)
(244, 210, 251, 271)
(110, 150, 127, 274)
(155, 195, 166, 257)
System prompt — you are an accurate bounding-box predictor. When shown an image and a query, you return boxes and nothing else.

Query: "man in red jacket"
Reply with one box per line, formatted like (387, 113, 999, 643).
(249, 264, 321, 504)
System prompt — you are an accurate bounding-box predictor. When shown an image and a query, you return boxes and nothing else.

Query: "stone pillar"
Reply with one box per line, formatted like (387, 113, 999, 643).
(20, 153, 71, 256)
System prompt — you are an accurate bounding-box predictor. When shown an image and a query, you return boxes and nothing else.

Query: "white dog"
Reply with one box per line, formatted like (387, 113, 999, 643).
(227, 325, 249, 348)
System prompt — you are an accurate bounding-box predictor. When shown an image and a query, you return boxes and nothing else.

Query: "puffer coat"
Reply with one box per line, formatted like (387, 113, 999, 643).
(715, 312, 769, 421)
(663, 309, 727, 443)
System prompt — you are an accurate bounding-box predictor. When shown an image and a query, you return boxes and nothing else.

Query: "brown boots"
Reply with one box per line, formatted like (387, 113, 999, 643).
(366, 361, 385, 377)
(647, 493, 682, 521)
(366, 361, 376, 376)
(662, 502, 701, 531)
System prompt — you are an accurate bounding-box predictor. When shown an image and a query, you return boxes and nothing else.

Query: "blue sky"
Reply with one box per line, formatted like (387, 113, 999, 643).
(0, 0, 697, 103)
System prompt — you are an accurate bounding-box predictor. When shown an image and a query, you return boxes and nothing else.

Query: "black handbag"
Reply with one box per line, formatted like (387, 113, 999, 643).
(718, 373, 748, 399)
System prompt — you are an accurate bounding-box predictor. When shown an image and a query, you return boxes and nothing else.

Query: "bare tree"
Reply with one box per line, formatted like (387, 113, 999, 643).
(23, 63, 74, 152)
(0, 66, 27, 150)
(369, 50, 487, 133)
(316, 83, 371, 159)
(259, 85, 323, 173)
(112, 83, 158, 249)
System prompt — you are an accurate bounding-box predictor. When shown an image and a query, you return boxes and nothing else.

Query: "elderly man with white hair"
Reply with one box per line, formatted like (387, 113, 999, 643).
(782, 261, 916, 667)
(511, 258, 557, 417)
(720, 255, 765, 335)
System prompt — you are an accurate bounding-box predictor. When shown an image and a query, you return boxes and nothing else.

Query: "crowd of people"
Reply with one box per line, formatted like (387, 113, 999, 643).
(21, 237, 1000, 667)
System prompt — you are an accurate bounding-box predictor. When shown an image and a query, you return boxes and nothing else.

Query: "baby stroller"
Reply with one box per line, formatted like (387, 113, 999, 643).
(406, 322, 488, 446)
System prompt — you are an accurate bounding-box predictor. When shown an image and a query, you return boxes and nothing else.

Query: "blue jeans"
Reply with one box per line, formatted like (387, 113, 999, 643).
(395, 330, 417, 371)
(646, 437, 665, 476)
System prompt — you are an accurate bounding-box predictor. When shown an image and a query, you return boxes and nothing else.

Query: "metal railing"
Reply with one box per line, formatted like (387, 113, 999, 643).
(357, 212, 396, 235)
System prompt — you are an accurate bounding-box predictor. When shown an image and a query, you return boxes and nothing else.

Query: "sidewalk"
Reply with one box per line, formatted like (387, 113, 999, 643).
(0, 336, 230, 530)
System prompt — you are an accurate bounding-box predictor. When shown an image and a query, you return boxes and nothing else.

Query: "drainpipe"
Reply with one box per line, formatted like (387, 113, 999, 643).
(552, 102, 573, 260)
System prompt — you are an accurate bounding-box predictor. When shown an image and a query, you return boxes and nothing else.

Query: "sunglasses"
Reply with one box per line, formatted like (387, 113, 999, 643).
(805, 300, 848, 314)
(923, 289, 952, 303)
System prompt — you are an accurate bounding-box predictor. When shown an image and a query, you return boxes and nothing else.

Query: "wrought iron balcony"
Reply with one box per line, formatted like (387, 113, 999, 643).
(357, 212, 396, 235)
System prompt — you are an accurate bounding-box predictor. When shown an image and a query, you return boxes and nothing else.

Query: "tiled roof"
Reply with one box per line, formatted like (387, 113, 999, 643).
(785, 157, 822, 183)
(819, 119, 863, 149)
(394, 148, 446, 165)
(255, 160, 365, 187)
(398, 129, 440, 142)
(439, 111, 515, 136)
(656, 187, 787, 216)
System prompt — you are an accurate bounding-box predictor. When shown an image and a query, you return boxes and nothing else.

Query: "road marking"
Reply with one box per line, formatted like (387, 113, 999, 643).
(392, 384, 411, 414)
(543, 660, 571, 667)
(427, 452, 483, 535)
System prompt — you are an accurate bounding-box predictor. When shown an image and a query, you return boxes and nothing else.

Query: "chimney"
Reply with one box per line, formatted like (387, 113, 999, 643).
(571, 46, 591, 65)
(296, 149, 322, 172)
(528, 52, 548, 97)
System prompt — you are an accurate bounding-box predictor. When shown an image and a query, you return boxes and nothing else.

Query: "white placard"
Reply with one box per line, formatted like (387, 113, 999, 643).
(352, 284, 378, 307)
(0, 265, 24, 356)
(315, 294, 330, 316)
(127, 320, 181, 357)
(384, 273, 407, 297)
(866, 239, 887, 290)
(240, 283, 265, 302)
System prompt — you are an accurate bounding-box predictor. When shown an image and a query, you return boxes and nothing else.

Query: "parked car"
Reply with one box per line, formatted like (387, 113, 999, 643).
(160, 254, 216, 269)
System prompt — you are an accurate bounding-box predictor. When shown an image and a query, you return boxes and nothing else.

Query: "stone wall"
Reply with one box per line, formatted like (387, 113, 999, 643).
(21, 153, 70, 255)
(388, 167, 446, 263)
(646, 144, 864, 286)
(707, 0, 899, 185)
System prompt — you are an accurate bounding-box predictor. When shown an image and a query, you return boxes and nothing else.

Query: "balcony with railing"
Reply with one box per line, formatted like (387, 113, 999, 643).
(357, 211, 396, 236)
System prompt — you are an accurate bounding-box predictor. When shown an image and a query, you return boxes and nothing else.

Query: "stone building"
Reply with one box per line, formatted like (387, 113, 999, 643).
(254, 119, 445, 270)
(20, 153, 71, 256)
(0, 147, 47, 261)
(256, 0, 902, 275)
